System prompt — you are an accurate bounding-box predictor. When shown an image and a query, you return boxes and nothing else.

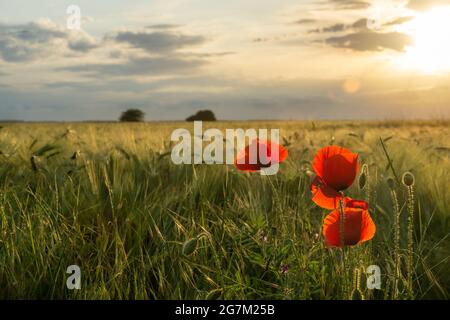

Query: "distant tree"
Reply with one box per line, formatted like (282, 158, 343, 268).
(186, 110, 217, 122)
(119, 109, 145, 122)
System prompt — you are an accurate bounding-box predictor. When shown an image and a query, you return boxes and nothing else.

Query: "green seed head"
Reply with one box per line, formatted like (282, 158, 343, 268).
(182, 238, 198, 256)
(402, 172, 415, 187)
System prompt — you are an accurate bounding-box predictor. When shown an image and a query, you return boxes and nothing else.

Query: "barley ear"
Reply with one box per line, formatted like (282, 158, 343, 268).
(351, 268, 364, 300)
(402, 171, 415, 298)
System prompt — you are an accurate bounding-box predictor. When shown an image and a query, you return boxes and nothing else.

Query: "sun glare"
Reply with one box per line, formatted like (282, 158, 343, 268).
(397, 6, 450, 73)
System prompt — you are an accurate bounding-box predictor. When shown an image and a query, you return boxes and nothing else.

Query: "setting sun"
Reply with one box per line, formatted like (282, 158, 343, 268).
(399, 6, 450, 73)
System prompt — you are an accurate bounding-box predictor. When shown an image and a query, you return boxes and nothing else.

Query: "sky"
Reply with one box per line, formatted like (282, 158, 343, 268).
(1, 0, 450, 121)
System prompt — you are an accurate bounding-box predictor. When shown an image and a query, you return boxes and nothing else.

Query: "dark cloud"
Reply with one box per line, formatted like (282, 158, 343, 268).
(0, 20, 98, 62)
(45, 76, 232, 93)
(2, 75, 449, 121)
(112, 30, 206, 53)
(58, 55, 206, 77)
(68, 36, 98, 52)
(293, 19, 317, 25)
(4, 78, 448, 121)
(308, 15, 413, 35)
(329, 0, 370, 10)
(0, 22, 66, 42)
(408, 0, 450, 10)
(352, 18, 370, 30)
(383, 16, 414, 27)
(146, 24, 181, 30)
(325, 31, 412, 52)
(309, 18, 368, 34)
(0, 39, 42, 62)
(60, 29, 213, 78)
(323, 23, 346, 32)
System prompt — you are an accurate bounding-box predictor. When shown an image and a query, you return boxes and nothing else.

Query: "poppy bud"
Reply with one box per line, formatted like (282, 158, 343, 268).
(387, 177, 396, 190)
(182, 237, 198, 256)
(402, 172, 415, 187)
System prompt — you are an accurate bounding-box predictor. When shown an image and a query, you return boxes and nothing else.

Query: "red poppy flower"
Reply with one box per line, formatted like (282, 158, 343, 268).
(322, 199, 376, 247)
(234, 139, 288, 172)
(311, 146, 358, 209)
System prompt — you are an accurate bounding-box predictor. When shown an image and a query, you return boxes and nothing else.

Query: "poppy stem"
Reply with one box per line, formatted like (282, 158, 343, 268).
(338, 197, 348, 298)
(338, 198, 345, 247)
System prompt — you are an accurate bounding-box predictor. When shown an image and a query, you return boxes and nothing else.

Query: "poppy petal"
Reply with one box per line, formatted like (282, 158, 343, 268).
(234, 159, 263, 171)
(274, 142, 289, 163)
(342, 208, 366, 245)
(322, 201, 376, 247)
(322, 210, 341, 247)
(312, 146, 358, 191)
(257, 140, 288, 164)
(323, 209, 361, 247)
(346, 199, 369, 211)
(311, 176, 343, 209)
(360, 209, 376, 243)
(234, 139, 288, 172)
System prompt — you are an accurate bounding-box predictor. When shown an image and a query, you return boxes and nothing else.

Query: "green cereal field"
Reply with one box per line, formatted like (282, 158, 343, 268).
(0, 120, 448, 299)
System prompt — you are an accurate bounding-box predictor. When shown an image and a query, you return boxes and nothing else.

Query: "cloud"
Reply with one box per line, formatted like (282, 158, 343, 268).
(111, 30, 206, 53)
(329, 0, 371, 10)
(309, 18, 369, 34)
(408, 0, 450, 11)
(308, 15, 414, 35)
(293, 19, 317, 25)
(58, 55, 206, 77)
(146, 24, 181, 30)
(58, 28, 212, 78)
(325, 31, 412, 51)
(0, 19, 98, 62)
(5, 76, 448, 121)
(383, 16, 415, 26)
(68, 34, 98, 52)
(322, 23, 347, 32)
(352, 18, 370, 30)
